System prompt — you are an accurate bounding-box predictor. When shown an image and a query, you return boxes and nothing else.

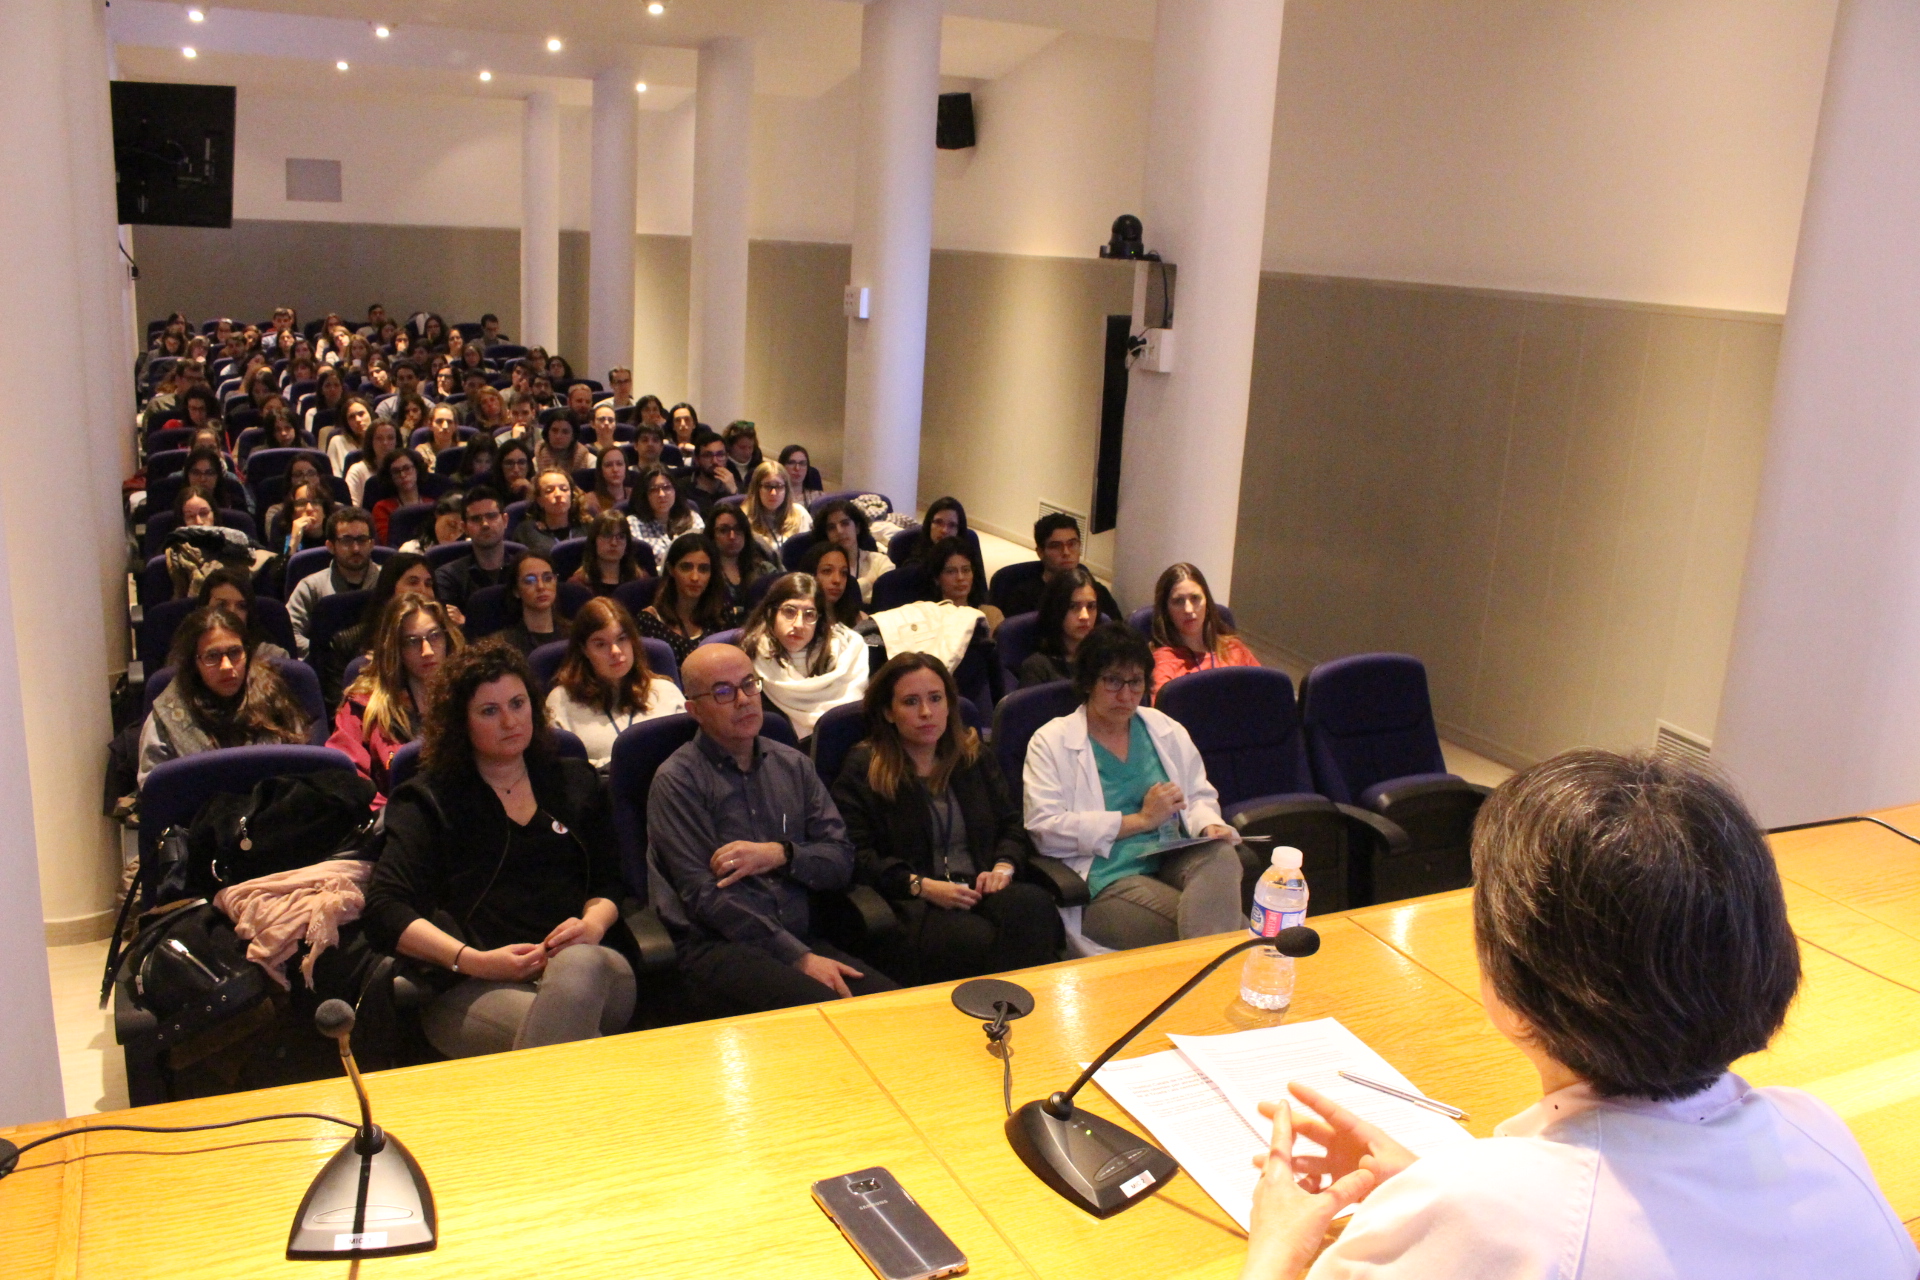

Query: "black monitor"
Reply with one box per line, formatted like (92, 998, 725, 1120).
(110, 81, 235, 228)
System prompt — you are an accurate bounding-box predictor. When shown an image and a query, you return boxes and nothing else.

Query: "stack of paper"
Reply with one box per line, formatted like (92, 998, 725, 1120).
(1091, 1018, 1473, 1231)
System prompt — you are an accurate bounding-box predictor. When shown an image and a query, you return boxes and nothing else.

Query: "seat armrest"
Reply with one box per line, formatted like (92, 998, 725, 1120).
(1361, 775, 1487, 811)
(1224, 793, 1339, 826)
(846, 884, 905, 942)
(1023, 854, 1090, 907)
(1334, 803, 1413, 855)
(621, 896, 678, 971)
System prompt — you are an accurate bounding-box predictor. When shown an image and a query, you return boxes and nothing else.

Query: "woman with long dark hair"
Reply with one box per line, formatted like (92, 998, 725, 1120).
(706, 503, 774, 627)
(363, 640, 638, 1059)
(544, 598, 686, 767)
(740, 572, 867, 741)
(628, 463, 703, 569)
(1019, 565, 1101, 687)
(137, 606, 311, 783)
(573, 513, 647, 597)
(800, 540, 864, 629)
(832, 653, 1061, 983)
(635, 533, 727, 664)
(1148, 562, 1257, 696)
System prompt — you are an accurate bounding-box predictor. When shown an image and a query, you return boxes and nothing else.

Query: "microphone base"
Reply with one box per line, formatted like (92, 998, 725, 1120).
(286, 1130, 436, 1260)
(1004, 1099, 1179, 1218)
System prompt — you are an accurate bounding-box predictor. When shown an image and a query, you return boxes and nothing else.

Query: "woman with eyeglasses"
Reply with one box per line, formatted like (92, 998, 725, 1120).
(513, 468, 591, 560)
(497, 550, 566, 656)
(741, 572, 868, 742)
(137, 605, 312, 784)
(573, 512, 649, 597)
(1022, 622, 1245, 950)
(269, 475, 334, 558)
(496, 437, 536, 504)
(329, 593, 464, 802)
(636, 533, 728, 665)
(706, 504, 775, 627)
(369, 447, 428, 546)
(544, 598, 686, 768)
(746, 460, 812, 555)
(628, 462, 703, 569)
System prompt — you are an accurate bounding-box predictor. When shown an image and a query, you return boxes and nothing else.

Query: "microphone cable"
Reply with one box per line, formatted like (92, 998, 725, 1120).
(0, 1112, 356, 1181)
(983, 1001, 1016, 1117)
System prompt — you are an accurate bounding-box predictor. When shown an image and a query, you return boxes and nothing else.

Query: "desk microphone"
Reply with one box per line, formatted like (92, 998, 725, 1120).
(1006, 926, 1321, 1218)
(286, 999, 437, 1260)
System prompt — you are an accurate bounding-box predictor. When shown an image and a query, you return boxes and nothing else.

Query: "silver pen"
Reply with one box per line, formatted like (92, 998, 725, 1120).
(1337, 1070, 1469, 1120)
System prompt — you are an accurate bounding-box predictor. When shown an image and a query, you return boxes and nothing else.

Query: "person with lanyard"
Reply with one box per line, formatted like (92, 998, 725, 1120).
(543, 598, 686, 768)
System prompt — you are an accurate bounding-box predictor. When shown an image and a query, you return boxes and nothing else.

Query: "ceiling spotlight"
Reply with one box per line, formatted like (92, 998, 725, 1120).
(478, 69, 492, 82)
(187, 8, 205, 22)
(648, 2, 665, 15)
(374, 24, 391, 38)
(634, 81, 648, 93)
(182, 45, 198, 58)
(336, 60, 349, 71)
(546, 37, 563, 52)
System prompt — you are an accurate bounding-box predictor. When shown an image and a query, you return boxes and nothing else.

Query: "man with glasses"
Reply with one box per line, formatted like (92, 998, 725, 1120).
(600, 367, 635, 410)
(995, 511, 1122, 620)
(287, 507, 378, 657)
(432, 487, 513, 610)
(674, 427, 739, 521)
(647, 644, 900, 1011)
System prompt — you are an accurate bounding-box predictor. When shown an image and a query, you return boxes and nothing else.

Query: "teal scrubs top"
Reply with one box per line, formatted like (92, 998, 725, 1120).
(1088, 715, 1181, 896)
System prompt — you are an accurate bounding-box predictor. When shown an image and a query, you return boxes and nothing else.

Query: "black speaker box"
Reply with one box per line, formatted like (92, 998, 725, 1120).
(111, 81, 236, 228)
(937, 92, 976, 150)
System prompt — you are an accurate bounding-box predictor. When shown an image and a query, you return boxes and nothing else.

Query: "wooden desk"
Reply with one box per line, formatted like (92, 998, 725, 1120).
(6, 811, 1919, 1276)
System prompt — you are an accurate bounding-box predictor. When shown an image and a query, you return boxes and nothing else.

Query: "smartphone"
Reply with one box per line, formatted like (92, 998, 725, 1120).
(811, 1167, 968, 1280)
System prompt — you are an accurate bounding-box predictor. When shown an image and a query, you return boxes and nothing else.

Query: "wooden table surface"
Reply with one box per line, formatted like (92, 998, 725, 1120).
(5, 809, 1919, 1276)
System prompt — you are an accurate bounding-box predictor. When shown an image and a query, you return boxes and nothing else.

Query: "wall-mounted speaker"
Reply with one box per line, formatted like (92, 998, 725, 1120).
(937, 92, 976, 150)
(110, 81, 235, 228)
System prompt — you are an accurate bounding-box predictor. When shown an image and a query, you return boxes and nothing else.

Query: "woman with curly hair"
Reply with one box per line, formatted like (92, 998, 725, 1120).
(362, 639, 639, 1059)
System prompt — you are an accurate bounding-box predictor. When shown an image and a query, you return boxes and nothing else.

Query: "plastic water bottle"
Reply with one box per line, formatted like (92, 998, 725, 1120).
(1240, 846, 1309, 1011)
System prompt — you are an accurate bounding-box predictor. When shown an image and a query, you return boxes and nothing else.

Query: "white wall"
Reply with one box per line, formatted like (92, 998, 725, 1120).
(1264, 0, 1838, 313)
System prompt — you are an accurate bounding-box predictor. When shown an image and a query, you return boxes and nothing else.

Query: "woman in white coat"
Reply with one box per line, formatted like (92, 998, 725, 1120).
(1022, 622, 1245, 950)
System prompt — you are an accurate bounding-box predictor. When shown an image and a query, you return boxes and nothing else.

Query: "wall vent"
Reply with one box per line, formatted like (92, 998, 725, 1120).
(285, 158, 342, 203)
(1654, 720, 1712, 769)
(1038, 499, 1087, 529)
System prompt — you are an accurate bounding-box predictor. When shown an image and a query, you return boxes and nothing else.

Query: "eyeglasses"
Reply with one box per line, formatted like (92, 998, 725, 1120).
(401, 628, 448, 652)
(469, 510, 506, 524)
(332, 534, 373, 548)
(520, 571, 557, 588)
(197, 645, 247, 670)
(776, 605, 819, 625)
(1098, 673, 1148, 694)
(687, 675, 761, 705)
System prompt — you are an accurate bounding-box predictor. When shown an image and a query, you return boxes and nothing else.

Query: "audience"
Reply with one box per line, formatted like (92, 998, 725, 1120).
(666, 401, 700, 456)
(416, 402, 463, 470)
(746, 459, 812, 555)
(327, 397, 375, 475)
(535, 416, 594, 476)
(1022, 623, 1244, 950)
(723, 421, 764, 492)
(636, 533, 728, 664)
(629, 462, 704, 568)
(582, 445, 632, 518)
(1020, 565, 1102, 686)
(740, 572, 869, 742)
(138, 606, 310, 783)
(928, 536, 1002, 633)
(779, 444, 823, 508)
(679, 430, 738, 517)
(328, 593, 462, 801)
(573, 512, 649, 597)
(1148, 561, 1256, 694)
(646, 643, 898, 1012)
(433, 488, 513, 609)
(364, 641, 638, 1058)
(495, 550, 565, 656)
(544, 598, 686, 768)
(513, 468, 590, 558)
(801, 541, 864, 628)
(399, 491, 466, 554)
(997, 511, 1121, 621)
(496, 438, 537, 504)
(319, 551, 444, 711)
(269, 476, 333, 557)
(369, 448, 427, 545)
(287, 507, 377, 656)
(194, 566, 288, 662)
(707, 504, 776, 627)
(833, 654, 1060, 984)
(344, 417, 401, 507)
(814, 499, 888, 599)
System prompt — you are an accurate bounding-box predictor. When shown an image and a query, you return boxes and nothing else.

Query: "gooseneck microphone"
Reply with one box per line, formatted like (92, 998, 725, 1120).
(1006, 926, 1322, 1218)
(286, 999, 438, 1260)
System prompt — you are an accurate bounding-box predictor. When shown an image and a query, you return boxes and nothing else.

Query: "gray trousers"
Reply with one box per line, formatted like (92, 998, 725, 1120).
(1082, 839, 1246, 951)
(422, 944, 636, 1058)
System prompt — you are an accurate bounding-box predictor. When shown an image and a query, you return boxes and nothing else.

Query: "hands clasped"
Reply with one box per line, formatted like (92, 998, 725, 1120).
(711, 840, 787, 888)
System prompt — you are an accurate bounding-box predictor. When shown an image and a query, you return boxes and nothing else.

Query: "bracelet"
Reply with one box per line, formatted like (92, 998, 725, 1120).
(451, 945, 468, 974)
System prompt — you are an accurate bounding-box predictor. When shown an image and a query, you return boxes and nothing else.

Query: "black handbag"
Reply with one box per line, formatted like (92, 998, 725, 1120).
(118, 902, 272, 1057)
(183, 770, 378, 900)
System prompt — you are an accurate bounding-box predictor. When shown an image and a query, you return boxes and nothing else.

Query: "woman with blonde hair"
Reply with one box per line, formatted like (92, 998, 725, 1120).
(328, 593, 463, 802)
(544, 598, 686, 767)
(745, 459, 812, 555)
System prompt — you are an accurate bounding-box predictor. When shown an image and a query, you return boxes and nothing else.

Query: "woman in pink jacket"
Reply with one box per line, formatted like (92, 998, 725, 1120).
(328, 593, 464, 803)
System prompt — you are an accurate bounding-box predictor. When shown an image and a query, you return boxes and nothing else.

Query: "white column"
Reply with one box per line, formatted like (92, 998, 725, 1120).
(842, 0, 941, 514)
(520, 90, 561, 354)
(1111, 0, 1286, 609)
(1714, 0, 1920, 826)
(589, 66, 640, 384)
(0, 0, 120, 1122)
(689, 37, 754, 427)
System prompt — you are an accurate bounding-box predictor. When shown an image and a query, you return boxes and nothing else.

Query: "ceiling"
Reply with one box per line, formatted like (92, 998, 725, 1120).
(108, 0, 1149, 102)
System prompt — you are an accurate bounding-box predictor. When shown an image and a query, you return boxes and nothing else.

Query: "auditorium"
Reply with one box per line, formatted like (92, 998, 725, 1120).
(2, 1, 1918, 1276)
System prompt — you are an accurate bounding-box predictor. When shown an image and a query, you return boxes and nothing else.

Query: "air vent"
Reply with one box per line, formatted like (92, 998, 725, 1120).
(285, 158, 342, 203)
(1654, 720, 1711, 769)
(1039, 500, 1087, 528)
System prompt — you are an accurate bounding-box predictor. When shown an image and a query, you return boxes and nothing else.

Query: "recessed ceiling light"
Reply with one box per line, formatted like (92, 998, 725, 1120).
(182, 45, 197, 58)
(478, 70, 492, 82)
(546, 37, 563, 52)
(635, 81, 648, 93)
(336, 60, 349, 71)
(374, 24, 391, 38)
(648, 2, 665, 15)
(187, 8, 205, 22)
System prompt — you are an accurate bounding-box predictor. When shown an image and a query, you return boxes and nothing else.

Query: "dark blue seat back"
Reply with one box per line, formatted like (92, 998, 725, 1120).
(700, 628, 743, 649)
(309, 590, 372, 679)
(995, 611, 1042, 689)
(382, 501, 436, 548)
(245, 447, 331, 488)
(1298, 653, 1448, 805)
(463, 585, 513, 638)
(990, 680, 1078, 796)
(1155, 667, 1313, 808)
(528, 640, 568, 689)
(869, 566, 932, 611)
(642, 637, 680, 688)
(1127, 603, 1238, 637)
(387, 727, 587, 793)
(549, 537, 588, 583)
(810, 702, 868, 788)
(988, 560, 1045, 613)
(780, 530, 819, 570)
(145, 427, 195, 453)
(144, 658, 323, 733)
(432, 444, 468, 476)
(611, 576, 660, 620)
(146, 449, 190, 482)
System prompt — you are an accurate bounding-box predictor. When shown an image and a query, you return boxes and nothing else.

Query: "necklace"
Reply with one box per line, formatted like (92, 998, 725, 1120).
(483, 764, 530, 798)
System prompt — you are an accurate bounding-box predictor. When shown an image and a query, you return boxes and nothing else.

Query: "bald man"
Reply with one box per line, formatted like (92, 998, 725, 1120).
(646, 644, 899, 1011)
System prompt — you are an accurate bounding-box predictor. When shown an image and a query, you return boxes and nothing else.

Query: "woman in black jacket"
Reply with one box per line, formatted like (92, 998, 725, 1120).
(832, 652, 1062, 984)
(363, 640, 637, 1058)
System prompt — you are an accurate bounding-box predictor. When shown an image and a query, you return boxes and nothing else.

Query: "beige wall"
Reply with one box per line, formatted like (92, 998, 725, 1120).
(1232, 274, 1780, 768)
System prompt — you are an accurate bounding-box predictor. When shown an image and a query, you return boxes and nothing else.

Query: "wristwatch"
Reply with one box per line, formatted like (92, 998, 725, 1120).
(909, 873, 923, 898)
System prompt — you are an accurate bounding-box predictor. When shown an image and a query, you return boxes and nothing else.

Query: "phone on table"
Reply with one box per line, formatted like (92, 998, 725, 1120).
(811, 1166, 968, 1280)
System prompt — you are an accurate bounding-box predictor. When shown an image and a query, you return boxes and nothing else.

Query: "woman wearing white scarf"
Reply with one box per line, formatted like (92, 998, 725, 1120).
(743, 572, 869, 740)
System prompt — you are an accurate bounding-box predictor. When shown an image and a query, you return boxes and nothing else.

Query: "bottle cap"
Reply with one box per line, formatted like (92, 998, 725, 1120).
(1272, 846, 1303, 871)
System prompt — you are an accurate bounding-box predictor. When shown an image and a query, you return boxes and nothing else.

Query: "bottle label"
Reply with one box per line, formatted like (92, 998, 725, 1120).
(1249, 902, 1307, 939)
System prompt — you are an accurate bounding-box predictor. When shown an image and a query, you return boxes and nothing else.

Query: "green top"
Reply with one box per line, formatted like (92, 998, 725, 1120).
(1088, 715, 1180, 896)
